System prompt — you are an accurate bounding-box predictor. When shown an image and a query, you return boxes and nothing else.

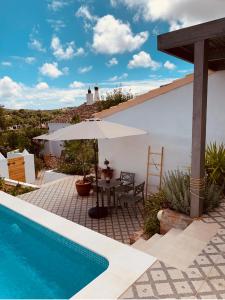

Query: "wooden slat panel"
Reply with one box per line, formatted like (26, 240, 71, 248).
(8, 157, 25, 182)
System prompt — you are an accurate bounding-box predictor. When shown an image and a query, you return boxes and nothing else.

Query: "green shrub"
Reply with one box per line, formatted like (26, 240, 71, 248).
(144, 191, 167, 236)
(163, 170, 223, 215)
(163, 170, 190, 215)
(205, 142, 225, 187)
(204, 181, 223, 212)
(97, 88, 133, 111)
(58, 140, 95, 178)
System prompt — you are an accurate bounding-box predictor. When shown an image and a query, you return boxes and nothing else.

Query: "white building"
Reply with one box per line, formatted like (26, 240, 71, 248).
(86, 86, 100, 105)
(95, 71, 225, 184)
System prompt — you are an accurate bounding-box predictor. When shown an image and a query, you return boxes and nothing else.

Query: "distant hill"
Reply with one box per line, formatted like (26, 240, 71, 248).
(51, 102, 100, 123)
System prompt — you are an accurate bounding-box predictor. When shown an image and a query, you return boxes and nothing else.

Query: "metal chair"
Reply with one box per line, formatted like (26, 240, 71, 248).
(116, 182, 145, 217)
(115, 171, 135, 193)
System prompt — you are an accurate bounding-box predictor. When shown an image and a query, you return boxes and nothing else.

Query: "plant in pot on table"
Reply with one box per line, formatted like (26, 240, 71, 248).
(101, 159, 114, 183)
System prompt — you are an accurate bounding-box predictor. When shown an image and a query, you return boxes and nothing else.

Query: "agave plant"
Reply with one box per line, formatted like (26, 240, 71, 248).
(205, 142, 225, 187)
(163, 169, 223, 216)
(163, 170, 190, 215)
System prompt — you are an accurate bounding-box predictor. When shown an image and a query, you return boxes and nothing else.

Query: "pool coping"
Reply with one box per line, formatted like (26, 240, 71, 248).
(0, 191, 156, 299)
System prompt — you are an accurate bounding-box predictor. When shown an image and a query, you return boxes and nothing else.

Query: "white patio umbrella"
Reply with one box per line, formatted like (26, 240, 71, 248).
(34, 119, 147, 218)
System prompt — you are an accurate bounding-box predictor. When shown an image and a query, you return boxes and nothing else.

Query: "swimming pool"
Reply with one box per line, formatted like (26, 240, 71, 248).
(0, 204, 109, 299)
(0, 191, 156, 299)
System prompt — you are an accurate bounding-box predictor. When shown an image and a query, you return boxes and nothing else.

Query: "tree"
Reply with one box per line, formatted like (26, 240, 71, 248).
(97, 88, 133, 111)
(0, 106, 6, 130)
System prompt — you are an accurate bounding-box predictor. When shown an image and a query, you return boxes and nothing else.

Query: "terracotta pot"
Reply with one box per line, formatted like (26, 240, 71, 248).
(75, 180, 92, 196)
(102, 168, 114, 179)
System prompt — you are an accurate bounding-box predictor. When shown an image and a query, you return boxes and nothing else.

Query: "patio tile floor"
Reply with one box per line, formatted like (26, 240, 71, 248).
(19, 176, 144, 244)
(120, 199, 225, 299)
(19, 175, 225, 299)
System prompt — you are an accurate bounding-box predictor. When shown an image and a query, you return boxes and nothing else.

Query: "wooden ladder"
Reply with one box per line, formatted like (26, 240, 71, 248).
(145, 146, 164, 198)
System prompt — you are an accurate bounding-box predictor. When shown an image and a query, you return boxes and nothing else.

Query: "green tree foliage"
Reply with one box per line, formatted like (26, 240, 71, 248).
(0, 106, 6, 130)
(71, 114, 81, 124)
(97, 88, 133, 111)
(58, 140, 95, 176)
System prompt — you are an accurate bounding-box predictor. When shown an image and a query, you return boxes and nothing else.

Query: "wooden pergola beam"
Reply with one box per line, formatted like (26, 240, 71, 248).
(208, 48, 225, 61)
(158, 18, 225, 51)
(190, 40, 209, 218)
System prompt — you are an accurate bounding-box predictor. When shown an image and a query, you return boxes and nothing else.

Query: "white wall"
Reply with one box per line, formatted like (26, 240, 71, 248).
(44, 123, 69, 157)
(99, 71, 225, 185)
(0, 154, 9, 178)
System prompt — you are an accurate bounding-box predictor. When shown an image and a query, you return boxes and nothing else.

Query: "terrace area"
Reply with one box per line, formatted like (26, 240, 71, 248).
(20, 175, 144, 244)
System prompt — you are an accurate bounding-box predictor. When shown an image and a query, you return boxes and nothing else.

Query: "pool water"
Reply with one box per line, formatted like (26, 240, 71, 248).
(0, 205, 109, 299)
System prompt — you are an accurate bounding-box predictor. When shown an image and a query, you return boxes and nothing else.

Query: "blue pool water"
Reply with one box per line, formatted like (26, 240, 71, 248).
(0, 204, 109, 299)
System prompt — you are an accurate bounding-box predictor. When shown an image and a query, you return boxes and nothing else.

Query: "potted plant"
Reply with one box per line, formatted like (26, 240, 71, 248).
(101, 159, 114, 182)
(63, 140, 94, 197)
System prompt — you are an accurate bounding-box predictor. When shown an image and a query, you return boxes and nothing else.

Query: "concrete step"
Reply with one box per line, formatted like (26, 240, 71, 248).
(148, 221, 220, 271)
(147, 228, 182, 256)
(132, 234, 162, 252)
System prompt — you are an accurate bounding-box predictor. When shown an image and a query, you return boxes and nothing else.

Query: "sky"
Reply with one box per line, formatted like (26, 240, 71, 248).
(0, 0, 225, 110)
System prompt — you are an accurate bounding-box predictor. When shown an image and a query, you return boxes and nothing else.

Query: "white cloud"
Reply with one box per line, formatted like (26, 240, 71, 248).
(75, 47, 85, 56)
(92, 15, 148, 54)
(11, 56, 36, 64)
(1, 61, 12, 67)
(36, 82, 49, 90)
(75, 5, 98, 31)
(51, 36, 75, 60)
(25, 57, 36, 64)
(0, 76, 179, 109)
(69, 81, 85, 88)
(47, 19, 66, 32)
(111, 0, 225, 31)
(78, 65, 93, 74)
(106, 57, 118, 67)
(128, 51, 160, 70)
(108, 73, 128, 82)
(0, 76, 22, 98)
(164, 60, 176, 70)
(48, 0, 70, 11)
(29, 38, 46, 52)
(39, 62, 64, 78)
(75, 5, 97, 21)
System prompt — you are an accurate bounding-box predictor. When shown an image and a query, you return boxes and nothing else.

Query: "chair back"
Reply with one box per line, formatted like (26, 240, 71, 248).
(134, 182, 145, 197)
(120, 171, 135, 185)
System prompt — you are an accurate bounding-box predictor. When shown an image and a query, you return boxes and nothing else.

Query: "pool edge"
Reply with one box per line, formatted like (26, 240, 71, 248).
(0, 191, 156, 299)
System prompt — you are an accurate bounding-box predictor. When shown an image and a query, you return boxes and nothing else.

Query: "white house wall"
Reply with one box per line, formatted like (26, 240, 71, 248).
(44, 123, 69, 157)
(99, 71, 225, 184)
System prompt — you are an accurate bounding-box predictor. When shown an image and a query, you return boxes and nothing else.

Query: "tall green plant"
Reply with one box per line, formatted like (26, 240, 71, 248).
(163, 170, 223, 215)
(163, 170, 190, 215)
(59, 140, 95, 178)
(205, 142, 225, 186)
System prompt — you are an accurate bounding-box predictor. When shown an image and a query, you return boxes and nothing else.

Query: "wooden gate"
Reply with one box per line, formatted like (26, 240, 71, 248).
(8, 157, 25, 182)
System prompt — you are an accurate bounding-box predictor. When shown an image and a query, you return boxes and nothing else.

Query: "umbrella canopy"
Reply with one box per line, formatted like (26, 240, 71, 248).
(34, 119, 147, 141)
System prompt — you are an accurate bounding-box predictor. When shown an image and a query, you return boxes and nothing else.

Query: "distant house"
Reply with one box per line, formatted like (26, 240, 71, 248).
(43, 87, 101, 157)
(94, 71, 225, 185)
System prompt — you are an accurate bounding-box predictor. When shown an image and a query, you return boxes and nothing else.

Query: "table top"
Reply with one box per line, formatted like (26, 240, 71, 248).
(97, 179, 121, 189)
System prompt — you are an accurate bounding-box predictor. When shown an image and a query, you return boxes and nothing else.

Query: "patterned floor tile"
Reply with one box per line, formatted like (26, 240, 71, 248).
(19, 177, 144, 244)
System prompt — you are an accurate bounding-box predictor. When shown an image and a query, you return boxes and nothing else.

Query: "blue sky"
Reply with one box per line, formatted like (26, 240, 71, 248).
(0, 0, 223, 109)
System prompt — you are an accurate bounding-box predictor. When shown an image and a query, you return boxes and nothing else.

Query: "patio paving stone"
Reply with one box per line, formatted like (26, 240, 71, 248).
(19, 176, 144, 244)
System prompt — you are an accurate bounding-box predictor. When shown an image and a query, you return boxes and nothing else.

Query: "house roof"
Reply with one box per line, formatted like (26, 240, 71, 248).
(95, 74, 195, 119)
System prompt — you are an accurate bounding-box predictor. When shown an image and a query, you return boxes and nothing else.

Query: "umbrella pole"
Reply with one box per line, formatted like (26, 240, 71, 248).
(88, 139, 108, 219)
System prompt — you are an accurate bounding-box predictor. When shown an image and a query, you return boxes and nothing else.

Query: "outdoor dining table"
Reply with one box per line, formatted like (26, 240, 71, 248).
(98, 179, 121, 212)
